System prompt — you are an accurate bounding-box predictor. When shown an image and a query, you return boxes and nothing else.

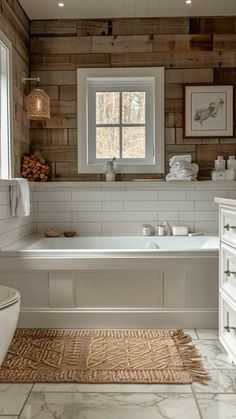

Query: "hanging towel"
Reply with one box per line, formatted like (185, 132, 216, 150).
(170, 161, 199, 174)
(11, 178, 30, 217)
(169, 155, 192, 167)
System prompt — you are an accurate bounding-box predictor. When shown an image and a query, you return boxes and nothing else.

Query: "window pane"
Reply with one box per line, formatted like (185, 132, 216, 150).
(122, 127, 145, 158)
(96, 127, 120, 159)
(122, 92, 145, 124)
(96, 92, 120, 124)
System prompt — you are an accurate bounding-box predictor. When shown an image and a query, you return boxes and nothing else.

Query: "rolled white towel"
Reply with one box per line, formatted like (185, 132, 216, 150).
(166, 173, 197, 181)
(171, 161, 199, 174)
(169, 154, 192, 167)
(170, 168, 198, 178)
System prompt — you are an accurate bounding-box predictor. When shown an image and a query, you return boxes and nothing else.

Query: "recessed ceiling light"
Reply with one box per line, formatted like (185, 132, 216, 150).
(185, 0, 192, 4)
(58, 2, 64, 7)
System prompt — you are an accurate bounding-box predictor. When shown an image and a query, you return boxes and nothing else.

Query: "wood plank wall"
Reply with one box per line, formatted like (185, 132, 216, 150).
(30, 17, 236, 180)
(0, 0, 30, 176)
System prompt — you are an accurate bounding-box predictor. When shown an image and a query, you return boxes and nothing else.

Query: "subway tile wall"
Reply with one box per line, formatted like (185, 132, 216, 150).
(31, 181, 236, 236)
(0, 185, 33, 248)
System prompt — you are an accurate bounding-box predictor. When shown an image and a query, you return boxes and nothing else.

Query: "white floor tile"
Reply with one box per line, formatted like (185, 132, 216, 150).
(196, 394, 236, 419)
(196, 329, 219, 340)
(32, 383, 192, 393)
(194, 340, 236, 370)
(192, 369, 236, 393)
(0, 384, 32, 415)
(184, 329, 198, 339)
(20, 392, 201, 419)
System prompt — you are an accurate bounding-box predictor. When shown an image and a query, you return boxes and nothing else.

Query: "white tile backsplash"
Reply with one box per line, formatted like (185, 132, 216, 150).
(1, 180, 234, 242)
(31, 181, 233, 236)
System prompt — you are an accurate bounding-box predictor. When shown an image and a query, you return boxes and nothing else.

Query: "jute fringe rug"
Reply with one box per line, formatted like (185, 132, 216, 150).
(0, 329, 208, 384)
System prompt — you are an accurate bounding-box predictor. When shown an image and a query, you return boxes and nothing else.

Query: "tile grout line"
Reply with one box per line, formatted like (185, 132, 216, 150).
(17, 384, 34, 419)
(191, 384, 204, 419)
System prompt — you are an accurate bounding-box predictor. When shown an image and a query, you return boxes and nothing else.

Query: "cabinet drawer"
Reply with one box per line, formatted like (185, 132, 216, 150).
(220, 207, 236, 247)
(221, 243, 236, 302)
(220, 295, 236, 364)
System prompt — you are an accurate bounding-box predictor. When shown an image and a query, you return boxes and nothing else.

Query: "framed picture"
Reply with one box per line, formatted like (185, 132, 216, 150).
(184, 84, 234, 137)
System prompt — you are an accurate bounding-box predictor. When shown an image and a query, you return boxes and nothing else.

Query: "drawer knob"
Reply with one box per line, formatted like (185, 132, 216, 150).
(224, 325, 236, 333)
(224, 224, 236, 231)
(224, 269, 236, 277)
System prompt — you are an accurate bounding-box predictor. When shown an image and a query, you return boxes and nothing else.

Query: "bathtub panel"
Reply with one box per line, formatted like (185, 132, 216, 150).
(0, 272, 49, 307)
(186, 260, 218, 309)
(163, 270, 187, 308)
(74, 271, 163, 308)
(49, 272, 74, 308)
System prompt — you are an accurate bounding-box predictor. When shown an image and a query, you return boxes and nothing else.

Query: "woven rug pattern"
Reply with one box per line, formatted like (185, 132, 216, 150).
(0, 329, 208, 384)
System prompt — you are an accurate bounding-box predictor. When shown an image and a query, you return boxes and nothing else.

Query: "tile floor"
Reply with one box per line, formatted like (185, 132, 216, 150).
(0, 329, 236, 419)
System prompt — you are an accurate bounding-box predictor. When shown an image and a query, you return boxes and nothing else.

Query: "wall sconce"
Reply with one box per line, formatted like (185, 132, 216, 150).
(22, 76, 50, 120)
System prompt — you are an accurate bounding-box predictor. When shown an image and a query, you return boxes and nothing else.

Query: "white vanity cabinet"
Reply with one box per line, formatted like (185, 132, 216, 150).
(216, 198, 236, 364)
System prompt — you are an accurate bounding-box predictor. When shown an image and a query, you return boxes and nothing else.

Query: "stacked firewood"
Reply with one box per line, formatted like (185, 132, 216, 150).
(21, 152, 50, 182)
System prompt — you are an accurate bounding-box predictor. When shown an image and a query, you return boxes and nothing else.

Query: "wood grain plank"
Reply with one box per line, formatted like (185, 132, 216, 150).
(30, 70, 76, 86)
(197, 145, 236, 168)
(31, 53, 110, 71)
(110, 52, 173, 67)
(165, 68, 214, 84)
(213, 34, 236, 50)
(77, 19, 108, 36)
(172, 51, 221, 68)
(30, 36, 92, 54)
(31, 128, 68, 146)
(112, 18, 189, 35)
(215, 68, 236, 83)
(190, 18, 236, 34)
(92, 35, 153, 53)
(30, 20, 77, 35)
(154, 34, 212, 52)
(1, 0, 29, 44)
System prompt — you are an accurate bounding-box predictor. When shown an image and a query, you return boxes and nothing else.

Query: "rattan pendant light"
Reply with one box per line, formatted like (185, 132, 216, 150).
(22, 76, 50, 120)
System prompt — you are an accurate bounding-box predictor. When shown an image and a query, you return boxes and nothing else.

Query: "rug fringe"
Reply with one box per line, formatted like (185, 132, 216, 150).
(173, 329, 209, 384)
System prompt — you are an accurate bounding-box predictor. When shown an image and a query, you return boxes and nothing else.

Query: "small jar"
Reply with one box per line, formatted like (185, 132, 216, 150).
(214, 156, 225, 171)
(157, 225, 165, 236)
(105, 173, 115, 181)
(142, 224, 152, 236)
(227, 156, 236, 171)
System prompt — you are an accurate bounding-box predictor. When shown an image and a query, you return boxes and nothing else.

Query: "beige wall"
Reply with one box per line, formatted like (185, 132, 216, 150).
(29, 17, 236, 181)
(0, 0, 30, 176)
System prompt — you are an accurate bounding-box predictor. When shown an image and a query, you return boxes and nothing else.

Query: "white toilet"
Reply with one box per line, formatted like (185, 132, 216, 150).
(0, 285, 20, 367)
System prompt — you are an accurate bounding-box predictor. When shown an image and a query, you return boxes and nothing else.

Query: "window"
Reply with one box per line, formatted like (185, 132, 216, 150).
(77, 67, 164, 174)
(0, 31, 12, 179)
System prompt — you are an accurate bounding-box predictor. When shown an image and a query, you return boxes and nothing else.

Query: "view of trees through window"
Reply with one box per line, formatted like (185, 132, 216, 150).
(95, 91, 146, 159)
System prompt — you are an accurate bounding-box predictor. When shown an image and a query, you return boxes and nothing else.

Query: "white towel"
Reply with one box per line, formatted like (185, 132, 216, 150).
(171, 162, 199, 174)
(169, 155, 192, 167)
(170, 168, 198, 178)
(166, 173, 197, 181)
(11, 178, 30, 217)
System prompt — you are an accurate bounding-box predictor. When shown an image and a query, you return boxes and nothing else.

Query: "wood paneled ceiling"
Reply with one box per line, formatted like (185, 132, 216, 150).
(19, 0, 236, 20)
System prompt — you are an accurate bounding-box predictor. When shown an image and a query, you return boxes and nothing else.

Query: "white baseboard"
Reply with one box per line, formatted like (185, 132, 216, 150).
(18, 308, 218, 329)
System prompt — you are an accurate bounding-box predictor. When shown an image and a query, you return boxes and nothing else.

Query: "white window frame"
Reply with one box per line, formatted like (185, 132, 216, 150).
(77, 67, 164, 174)
(0, 30, 13, 180)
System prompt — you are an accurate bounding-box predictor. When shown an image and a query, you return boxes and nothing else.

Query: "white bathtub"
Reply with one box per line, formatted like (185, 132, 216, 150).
(0, 235, 219, 329)
(1, 234, 219, 256)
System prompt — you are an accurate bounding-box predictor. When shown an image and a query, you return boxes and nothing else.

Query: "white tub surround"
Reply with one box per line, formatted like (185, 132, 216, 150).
(215, 197, 236, 364)
(30, 180, 236, 237)
(0, 235, 218, 329)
